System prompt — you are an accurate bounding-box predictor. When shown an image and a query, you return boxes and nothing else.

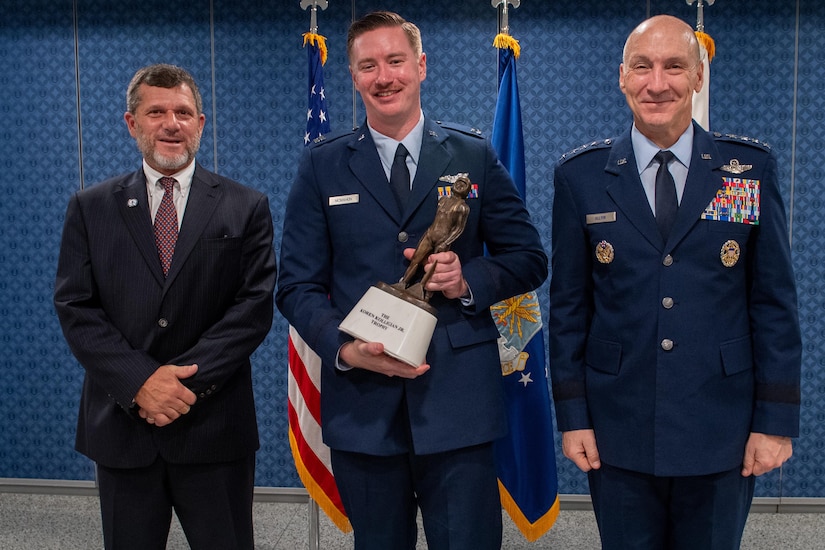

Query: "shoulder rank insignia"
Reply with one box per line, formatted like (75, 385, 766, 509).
(435, 120, 484, 138)
(559, 138, 613, 163)
(721, 159, 753, 174)
(712, 132, 772, 151)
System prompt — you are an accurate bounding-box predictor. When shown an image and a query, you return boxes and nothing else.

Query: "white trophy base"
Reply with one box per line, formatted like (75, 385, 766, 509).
(338, 283, 437, 367)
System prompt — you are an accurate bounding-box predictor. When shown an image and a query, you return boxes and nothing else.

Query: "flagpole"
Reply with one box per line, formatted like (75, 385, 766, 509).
(351, 0, 358, 131)
(688, 0, 716, 130)
(492, 0, 522, 82)
(490, 1, 561, 542)
(297, 6, 328, 549)
(687, 0, 715, 33)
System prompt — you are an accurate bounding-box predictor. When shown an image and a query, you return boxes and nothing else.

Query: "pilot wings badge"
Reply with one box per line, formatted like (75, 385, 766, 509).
(439, 172, 469, 184)
(721, 159, 753, 174)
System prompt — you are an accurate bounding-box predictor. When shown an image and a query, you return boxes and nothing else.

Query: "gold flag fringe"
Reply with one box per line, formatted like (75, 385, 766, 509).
(302, 32, 328, 66)
(288, 427, 352, 532)
(498, 479, 560, 542)
(493, 33, 521, 59)
(695, 31, 715, 62)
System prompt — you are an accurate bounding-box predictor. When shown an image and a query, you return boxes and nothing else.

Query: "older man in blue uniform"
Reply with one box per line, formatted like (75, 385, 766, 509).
(549, 15, 801, 549)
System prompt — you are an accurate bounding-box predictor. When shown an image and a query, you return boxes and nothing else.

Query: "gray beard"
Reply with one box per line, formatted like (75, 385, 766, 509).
(138, 133, 201, 172)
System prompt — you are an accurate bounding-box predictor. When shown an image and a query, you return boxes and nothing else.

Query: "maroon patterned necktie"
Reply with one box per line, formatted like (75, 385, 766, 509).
(154, 176, 178, 276)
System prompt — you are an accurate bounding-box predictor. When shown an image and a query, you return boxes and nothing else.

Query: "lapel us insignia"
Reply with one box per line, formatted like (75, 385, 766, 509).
(595, 240, 615, 264)
(720, 239, 740, 268)
(127, 198, 138, 208)
(721, 159, 752, 174)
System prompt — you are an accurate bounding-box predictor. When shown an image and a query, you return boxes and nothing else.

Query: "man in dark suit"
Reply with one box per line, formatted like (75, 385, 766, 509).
(276, 11, 546, 550)
(54, 64, 277, 550)
(549, 15, 801, 549)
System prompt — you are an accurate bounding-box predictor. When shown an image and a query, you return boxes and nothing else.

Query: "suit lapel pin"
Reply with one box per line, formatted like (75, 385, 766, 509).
(617, 158, 627, 166)
(701, 153, 712, 160)
(127, 198, 138, 208)
(720, 240, 740, 267)
(595, 240, 614, 264)
(721, 159, 752, 174)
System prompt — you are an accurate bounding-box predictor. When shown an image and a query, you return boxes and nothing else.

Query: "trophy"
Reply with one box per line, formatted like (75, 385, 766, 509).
(339, 174, 472, 366)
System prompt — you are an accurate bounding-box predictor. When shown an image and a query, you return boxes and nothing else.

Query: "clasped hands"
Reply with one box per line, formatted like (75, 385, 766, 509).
(135, 364, 198, 427)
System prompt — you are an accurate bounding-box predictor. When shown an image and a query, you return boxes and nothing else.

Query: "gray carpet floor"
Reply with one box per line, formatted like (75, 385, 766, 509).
(1, 492, 823, 549)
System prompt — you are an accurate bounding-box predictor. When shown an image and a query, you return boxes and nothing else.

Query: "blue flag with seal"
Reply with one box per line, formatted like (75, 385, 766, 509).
(490, 33, 559, 542)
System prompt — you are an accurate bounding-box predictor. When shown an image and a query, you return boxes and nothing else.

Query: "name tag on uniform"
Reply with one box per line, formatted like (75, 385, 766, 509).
(586, 212, 616, 224)
(329, 194, 359, 206)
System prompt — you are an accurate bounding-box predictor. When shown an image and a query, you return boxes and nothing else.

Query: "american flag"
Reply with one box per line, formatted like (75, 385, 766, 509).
(287, 31, 351, 532)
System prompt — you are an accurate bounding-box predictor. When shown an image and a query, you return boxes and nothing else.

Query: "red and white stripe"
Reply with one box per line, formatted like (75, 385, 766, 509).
(287, 326, 351, 532)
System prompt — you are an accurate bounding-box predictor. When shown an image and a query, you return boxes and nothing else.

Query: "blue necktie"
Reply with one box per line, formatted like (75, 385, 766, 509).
(390, 143, 411, 209)
(654, 150, 678, 241)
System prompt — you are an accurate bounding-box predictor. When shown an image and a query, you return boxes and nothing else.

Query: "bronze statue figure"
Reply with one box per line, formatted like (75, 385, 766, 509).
(392, 174, 471, 302)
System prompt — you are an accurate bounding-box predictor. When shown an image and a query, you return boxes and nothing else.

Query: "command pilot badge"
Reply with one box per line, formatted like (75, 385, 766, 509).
(721, 159, 753, 174)
(595, 240, 614, 264)
(720, 239, 741, 268)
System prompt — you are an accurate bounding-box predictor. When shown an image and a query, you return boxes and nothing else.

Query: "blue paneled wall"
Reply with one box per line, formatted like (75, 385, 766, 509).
(1, 0, 823, 498)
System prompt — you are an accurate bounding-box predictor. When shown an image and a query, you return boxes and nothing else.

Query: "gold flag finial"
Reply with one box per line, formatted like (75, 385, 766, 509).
(492, 0, 521, 58)
(300, 0, 329, 65)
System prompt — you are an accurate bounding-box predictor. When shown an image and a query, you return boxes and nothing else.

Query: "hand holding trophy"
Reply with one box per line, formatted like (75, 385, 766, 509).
(338, 174, 472, 366)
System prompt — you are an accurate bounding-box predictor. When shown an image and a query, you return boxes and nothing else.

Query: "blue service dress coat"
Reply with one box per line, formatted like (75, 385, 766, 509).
(276, 118, 548, 456)
(549, 122, 801, 477)
(54, 163, 277, 468)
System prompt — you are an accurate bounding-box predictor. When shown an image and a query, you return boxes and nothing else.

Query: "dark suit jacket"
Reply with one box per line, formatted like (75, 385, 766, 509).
(549, 123, 801, 476)
(54, 162, 277, 469)
(276, 118, 547, 456)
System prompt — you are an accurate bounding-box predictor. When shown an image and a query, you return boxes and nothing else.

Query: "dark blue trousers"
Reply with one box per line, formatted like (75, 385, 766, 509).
(588, 463, 756, 550)
(331, 442, 502, 550)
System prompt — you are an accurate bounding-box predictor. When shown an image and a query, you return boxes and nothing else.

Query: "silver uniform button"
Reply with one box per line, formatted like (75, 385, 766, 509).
(158, 318, 169, 328)
(661, 339, 674, 351)
(663, 254, 674, 267)
(398, 231, 409, 243)
(662, 297, 674, 309)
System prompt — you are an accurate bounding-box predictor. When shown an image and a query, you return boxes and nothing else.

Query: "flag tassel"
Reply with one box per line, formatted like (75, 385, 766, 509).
(498, 481, 561, 543)
(492, 33, 521, 59)
(288, 426, 352, 532)
(302, 32, 328, 65)
(694, 30, 715, 61)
